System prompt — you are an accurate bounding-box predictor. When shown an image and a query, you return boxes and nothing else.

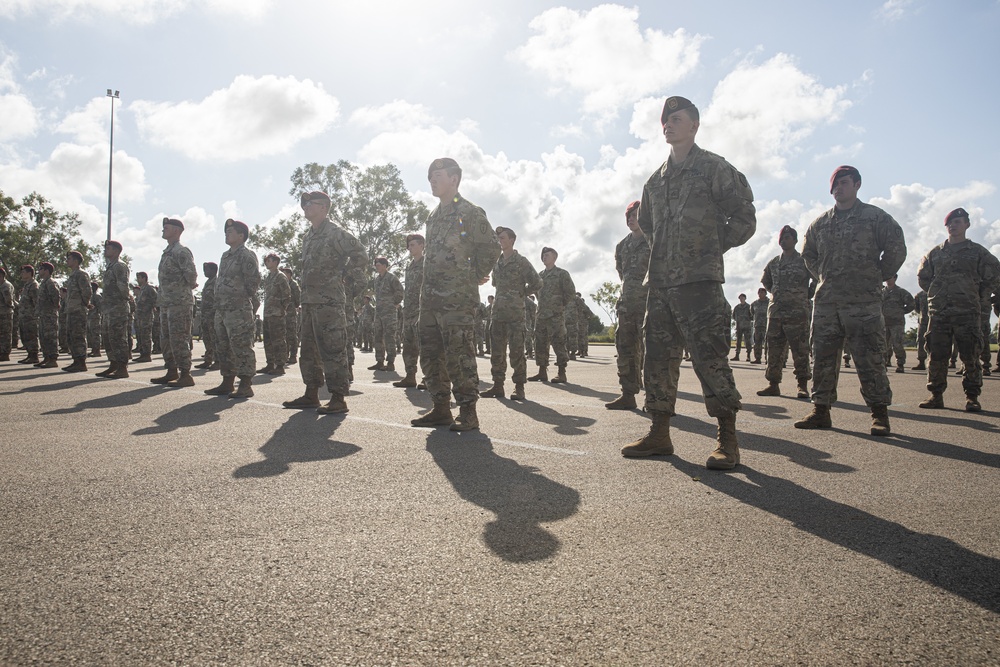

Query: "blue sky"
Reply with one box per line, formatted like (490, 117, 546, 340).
(1, 0, 998, 323)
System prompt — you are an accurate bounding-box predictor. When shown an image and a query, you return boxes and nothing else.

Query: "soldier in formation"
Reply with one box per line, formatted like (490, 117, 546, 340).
(393, 233, 424, 389)
(18, 265, 39, 365)
(87, 282, 102, 358)
(369, 256, 404, 373)
(196, 262, 218, 370)
(881, 273, 915, 373)
(524, 295, 537, 359)
(260, 253, 291, 376)
(281, 267, 300, 366)
(151, 217, 199, 388)
(0, 267, 13, 362)
(134, 272, 156, 363)
(749, 287, 769, 364)
(529, 247, 575, 385)
(61, 250, 92, 372)
(911, 289, 928, 371)
(607, 200, 649, 411)
(95, 240, 131, 379)
(731, 293, 752, 362)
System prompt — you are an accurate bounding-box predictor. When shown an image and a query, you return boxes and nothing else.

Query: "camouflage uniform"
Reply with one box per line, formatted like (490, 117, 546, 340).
(373, 270, 404, 365)
(750, 294, 769, 362)
(285, 275, 301, 362)
(564, 294, 579, 357)
(917, 239, 1000, 400)
(802, 202, 906, 407)
(19, 279, 39, 357)
(214, 242, 260, 379)
(418, 194, 500, 407)
(87, 291, 103, 354)
(135, 283, 157, 358)
(489, 250, 542, 385)
(881, 283, 915, 369)
(299, 218, 367, 397)
(761, 250, 813, 387)
(401, 255, 424, 377)
(158, 241, 198, 373)
(102, 260, 131, 365)
(980, 294, 994, 373)
(0, 278, 13, 359)
(200, 276, 217, 364)
(731, 301, 752, 360)
(36, 276, 61, 360)
(913, 290, 928, 366)
(64, 267, 92, 360)
(473, 302, 487, 355)
(524, 297, 537, 358)
(360, 299, 375, 351)
(534, 266, 575, 371)
(262, 269, 291, 369)
(576, 296, 592, 357)
(58, 295, 68, 353)
(614, 232, 650, 395)
(638, 143, 755, 419)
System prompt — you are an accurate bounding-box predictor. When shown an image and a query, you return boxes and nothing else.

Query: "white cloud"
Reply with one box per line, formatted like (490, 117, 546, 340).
(700, 53, 852, 181)
(0, 0, 272, 23)
(130, 75, 340, 162)
(55, 96, 113, 145)
(350, 100, 437, 132)
(0, 50, 39, 141)
(116, 207, 218, 284)
(877, 0, 915, 22)
(511, 4, 705, 122)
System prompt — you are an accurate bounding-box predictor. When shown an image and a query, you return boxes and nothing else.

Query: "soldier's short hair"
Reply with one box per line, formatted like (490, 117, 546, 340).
(137, 271, 148, 281)
(263, 253, 280, 264)
(495, 226, 516, 241)
(66, 250, 83, 263)
(203, 262, 218, 278)
(21, 264, 34, 276)
(374, 257, 389, 267)
(405, 233, 425, 245)
(739, 293, 746, 299)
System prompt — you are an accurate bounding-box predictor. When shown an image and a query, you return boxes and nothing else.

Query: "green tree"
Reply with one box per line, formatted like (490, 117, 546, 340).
(0, 189, 102, 278)
(590, 280, 621, 326)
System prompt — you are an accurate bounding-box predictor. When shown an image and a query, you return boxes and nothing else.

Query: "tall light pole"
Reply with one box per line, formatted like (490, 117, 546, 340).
(106, 88, 120, 241)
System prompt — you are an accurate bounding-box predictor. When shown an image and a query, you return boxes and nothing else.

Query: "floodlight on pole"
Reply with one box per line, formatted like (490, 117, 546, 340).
(106, 89, 120, 241)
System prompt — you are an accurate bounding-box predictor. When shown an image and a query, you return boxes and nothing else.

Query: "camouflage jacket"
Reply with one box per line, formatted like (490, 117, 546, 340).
(200, 277, 217, 316)
(615, 232, 650, 314)
(215, 243, 261, 310)
(101, 261, 130, 312)
(732, 302, 751, 328)
(761, 250, 814, 319)
(524, 297, 537, 327)
(300, 218, 367, 306)
(880, 285, 915, 325)
(374, 271, 404, 317)
(917, 239, 1000, 318)
(19, 280, 38, 321)
(136, 283, 158, 314)
(263, 270, 291, 318)
(802, 202, 907, 305)
(491, 250, 542, 323)
(421, 194, 500, 314)
(157, 241, 198, 307)
(64, 268, 92, 314)
(36, 277, 60, 316)
(638, 144, 756, 289)
(88, 293, 102, 322)
(750, 296, 769, 329)
(287, 278, 301, 313)
(0, 279, 13, 314)
(913, 290, 928, 322)
(537, 266, 575, 321)
(361, 302, 375, 325)
(402, 256, 423, 321)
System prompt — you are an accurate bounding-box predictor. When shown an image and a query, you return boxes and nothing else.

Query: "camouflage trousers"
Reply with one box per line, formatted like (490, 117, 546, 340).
(644, 282, 742, 418)
(489, 319, 527, 384)
(401, 316, 419, 375)
(344, 305, 355, 368)
(361, 321, 374, 351)
(811, 301, 891, 407)
(565, 316, 578, 354)
(39, 312, 59, 359)
(916, 317, 927, 362)
(764, 313, 811, 385)
(578, 320, 589, 356)
(474, 320, 485, 354)
(263, 315, 287, 367)
(87, 312, 102, 351)
(136, 312, 154, 357)
(0, 312, 11, 358)
(59, 312, 68, 351)
(733, 326, 752, 359)
(19, 315, 38, 355)
(373, 312, 398, 363)
(160, 305, 193, 372)
(525, 321, 535, 356)
(419, 308, 479, 407)
(66, 309, 88, 359)
(980, 316, 992, 369)
(285, 311, 299, 359)
(927, 312, 982, 397)
(103, 306, 130, 364)
(215, 306, 256, 378)
(300, 303, 351, 397)
(753, 326, 766, 362)
(884, 321, 906, 367)
(534, 316, 568, 369)
(615, 303, 645, 395)
(201, 311, 216, 362)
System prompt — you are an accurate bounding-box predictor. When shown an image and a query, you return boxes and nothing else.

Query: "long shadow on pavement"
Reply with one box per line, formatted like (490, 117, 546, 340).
(233, 410, 359, 479)
(666, 457, 1000, 615)
(502, 399, 596, 436)
(855, 432, 1000, 469)
(133, 394, 242, 436)
(43, 384, 164, 415)
(425, 429, 580, 563)
(2, 376, 103, 394)
(541, 381, 619, 403)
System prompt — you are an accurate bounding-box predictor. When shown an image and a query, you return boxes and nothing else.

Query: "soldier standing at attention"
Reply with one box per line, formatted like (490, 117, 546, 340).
(621, 96, 756, 470)
(35, 262, 61, 368)
(281, 267, 301, 365)
(18, 266, 40, 365)
(529, 247, 576, 385)
(731, 294, 752, 361)
(881, 273, 915, 373)
(205, 219, 261, 399)
(795, 166, 906, 435)
(480, 226, 542, 401)
(911, 289, 928, 371)
(96, 241, 132, 379)
(87, 282, 102, 358)
(195, 262, 218, 370)
(607, 201, 649, 410)
(0, 267, 13, 361)
(259, 253, 291, 376)
(916, 208, 1000, 412)
(369, 256, 404, 373)
(749, 287, 769, 364)
(134, 272, 156, 363)
(756, 225, 814, 399)
(410, 158, 500, 431)
(282, 192, 368, 415)
(61, 251, 92, 372)
(151, 218, 198, 388)
(393, 233, 425, 389)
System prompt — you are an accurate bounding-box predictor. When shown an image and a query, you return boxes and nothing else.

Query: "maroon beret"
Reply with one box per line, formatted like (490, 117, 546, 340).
(224, 218, 249, 238)
(945, 208, 970, 226)
(21, 264, 34, 275)
(625, 200, 640, 219)
(39, 261, 55, 274)
(104, 239, 123, 252)
(778, 225, 797, 242)
(829, 165, 861, 193)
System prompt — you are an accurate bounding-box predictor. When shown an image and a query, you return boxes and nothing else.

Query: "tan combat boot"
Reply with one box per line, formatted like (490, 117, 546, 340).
(796, 379, 809, 399)
(756, 382, 780, 397)
(318, 393, 348, 414)
(62, 357, 88, 373)
(95, 362, 118, 378)
(550, 365, 567, 384)
(450, 403, 479, 431)
(257, 364, 275, 375)
(870, 404, 890, 436)
(965, 394, 982, 413)
(393, 372, 417, 388)
(707, 413, 740, 470)
(367, 361, 387, 371)
(479, 382, 505, 398)
(109, 362, 129, 379)
(794, 404, 832, 429)
(38, 357, 58, 368)
(150, 368, 179, 384)
(167, 371, 195, 388)
(527, 367, 548, 382)
(605, 393, 637, 410)
(919, 393, 943, 409)
(386, 360, 395, 372)
(510, 383, 525, 401)
(205, 376, 236, 395)
(231, 375, 254, 399)
(283, 385, 320, 408)
(621, 413, 674, 457)
(411, 402, 454, 427)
